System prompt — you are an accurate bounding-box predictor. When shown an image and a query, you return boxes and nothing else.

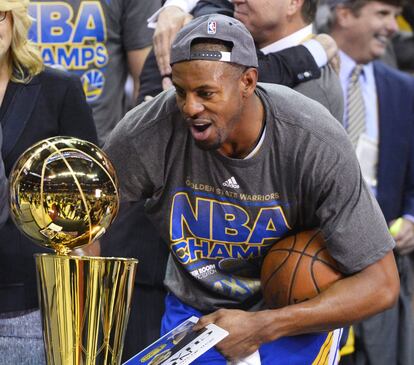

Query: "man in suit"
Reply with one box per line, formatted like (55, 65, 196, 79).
(328, 0, 414, 363)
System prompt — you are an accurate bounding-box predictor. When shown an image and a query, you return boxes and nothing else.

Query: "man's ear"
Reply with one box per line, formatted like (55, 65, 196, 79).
(335, 5, 355, 28)
(240, 68, 258, 98)
(287, 0, 304, 17)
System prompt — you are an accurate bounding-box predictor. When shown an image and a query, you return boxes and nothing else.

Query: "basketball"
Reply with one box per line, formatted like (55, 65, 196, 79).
(261, 230, 343, 309)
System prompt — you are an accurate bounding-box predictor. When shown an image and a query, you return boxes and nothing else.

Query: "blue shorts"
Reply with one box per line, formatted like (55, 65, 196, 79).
(161, 293, 343, 365)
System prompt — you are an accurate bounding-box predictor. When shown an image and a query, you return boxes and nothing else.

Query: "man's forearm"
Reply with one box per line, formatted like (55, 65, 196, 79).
(259, 251, 399, 342)
(195, 251, 399, 360)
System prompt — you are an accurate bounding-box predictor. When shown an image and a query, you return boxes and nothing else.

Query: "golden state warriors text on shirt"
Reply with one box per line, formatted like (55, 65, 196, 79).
(29, 1, 108, 102)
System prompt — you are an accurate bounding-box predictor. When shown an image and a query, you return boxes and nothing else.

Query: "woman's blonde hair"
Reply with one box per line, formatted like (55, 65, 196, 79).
(0, 0, 44, 83)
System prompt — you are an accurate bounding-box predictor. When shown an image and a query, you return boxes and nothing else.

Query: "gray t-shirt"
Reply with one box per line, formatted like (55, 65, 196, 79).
(28, 0, 159, 144)
(104, 83, 394, 311)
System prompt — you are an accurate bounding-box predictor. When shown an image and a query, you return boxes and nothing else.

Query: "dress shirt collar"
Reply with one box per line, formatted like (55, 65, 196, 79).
(338, 50, 374, 84)
(260, 24, 313, 54)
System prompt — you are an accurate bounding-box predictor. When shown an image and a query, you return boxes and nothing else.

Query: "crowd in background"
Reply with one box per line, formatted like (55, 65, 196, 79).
(0, 0, 414, 364)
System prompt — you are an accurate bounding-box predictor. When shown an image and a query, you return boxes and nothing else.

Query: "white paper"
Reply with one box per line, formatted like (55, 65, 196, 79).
(123, 316, 228, 365)
(355, 133, 378, 189)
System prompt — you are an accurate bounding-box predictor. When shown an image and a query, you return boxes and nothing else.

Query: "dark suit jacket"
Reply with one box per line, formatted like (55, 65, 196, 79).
(374, 61, 414, 222)
(353, 61, 414, 365)
(0, 67, 97, 312)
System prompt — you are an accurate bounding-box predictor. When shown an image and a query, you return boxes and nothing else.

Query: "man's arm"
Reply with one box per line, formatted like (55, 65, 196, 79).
(258, 45, 321, 87)
(391, 117, 414, 254)
(194, 111, 400, 360)
(194, 251, 399, 360)
(150, 4, 195, 78)
(386, 78, 414, 255)
(127, 47, 152, 102)
(123, 0, 161, 94)
(258, 34, 339, 87)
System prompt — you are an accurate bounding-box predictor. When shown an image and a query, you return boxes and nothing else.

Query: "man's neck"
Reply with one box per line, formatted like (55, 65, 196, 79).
(331, 31, 373, 65)
(218, 93, 265, 159)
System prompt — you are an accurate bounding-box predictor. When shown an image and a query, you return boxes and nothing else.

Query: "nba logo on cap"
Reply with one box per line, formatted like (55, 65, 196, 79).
(207, 20, 216, 34)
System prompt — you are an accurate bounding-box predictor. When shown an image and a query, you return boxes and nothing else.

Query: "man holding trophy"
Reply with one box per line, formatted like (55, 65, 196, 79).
(1, 7, 402, 365)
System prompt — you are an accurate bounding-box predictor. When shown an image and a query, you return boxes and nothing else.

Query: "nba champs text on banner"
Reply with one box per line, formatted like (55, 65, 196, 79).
(28, 1, 108, 102)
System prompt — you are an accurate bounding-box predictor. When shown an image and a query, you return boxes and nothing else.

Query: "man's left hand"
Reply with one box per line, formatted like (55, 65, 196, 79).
(313, 34, 340, 74)
(391, 218, 414, 255)
(193, 309, 269, 361)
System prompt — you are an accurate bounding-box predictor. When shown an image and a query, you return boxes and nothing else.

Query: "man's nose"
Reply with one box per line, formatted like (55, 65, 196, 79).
(387, 15, 399, 35)
(182, 94, 204, 118)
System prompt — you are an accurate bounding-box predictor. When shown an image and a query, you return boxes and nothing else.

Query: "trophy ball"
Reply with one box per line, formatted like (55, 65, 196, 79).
(9, 136, 119, 255)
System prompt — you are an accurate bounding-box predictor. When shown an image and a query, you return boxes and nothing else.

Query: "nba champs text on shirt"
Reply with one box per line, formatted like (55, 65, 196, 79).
(170, 177, 289, 301)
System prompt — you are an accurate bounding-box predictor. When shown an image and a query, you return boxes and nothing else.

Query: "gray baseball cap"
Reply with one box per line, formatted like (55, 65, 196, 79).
(170, 14, 258, 68)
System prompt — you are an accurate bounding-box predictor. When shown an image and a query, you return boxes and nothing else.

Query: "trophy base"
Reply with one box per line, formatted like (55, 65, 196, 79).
(35, 254, 138, 365)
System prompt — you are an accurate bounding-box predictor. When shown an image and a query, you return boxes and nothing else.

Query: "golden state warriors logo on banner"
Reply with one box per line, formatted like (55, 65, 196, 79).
(81, 69, 105, 101)
(29, 1, 108, 102)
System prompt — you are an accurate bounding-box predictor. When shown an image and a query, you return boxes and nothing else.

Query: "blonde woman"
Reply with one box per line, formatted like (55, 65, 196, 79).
(0, 1, 97, 363)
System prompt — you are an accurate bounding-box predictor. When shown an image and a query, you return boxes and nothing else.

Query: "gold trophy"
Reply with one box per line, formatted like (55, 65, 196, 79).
(9, 136, 137, 365)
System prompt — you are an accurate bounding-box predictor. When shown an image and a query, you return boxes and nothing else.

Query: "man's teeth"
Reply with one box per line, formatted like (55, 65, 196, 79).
(376, 35, 388, 45)
(193, 124, 210, 132)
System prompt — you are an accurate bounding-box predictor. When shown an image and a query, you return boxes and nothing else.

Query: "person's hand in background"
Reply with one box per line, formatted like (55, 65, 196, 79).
(314, 33, 340, 74)
(390, 217, 414, 255)
(153, 6, 193, 89)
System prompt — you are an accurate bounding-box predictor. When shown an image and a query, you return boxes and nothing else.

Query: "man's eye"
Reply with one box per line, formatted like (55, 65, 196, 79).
(378, 10, 390, 16)
(198, 91, 213, 98)
(175, 88, 185, 98)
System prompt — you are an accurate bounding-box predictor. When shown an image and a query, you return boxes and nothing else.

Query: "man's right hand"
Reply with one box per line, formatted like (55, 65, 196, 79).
(314, 34, 340, 74)
(153, 6, 193, 83)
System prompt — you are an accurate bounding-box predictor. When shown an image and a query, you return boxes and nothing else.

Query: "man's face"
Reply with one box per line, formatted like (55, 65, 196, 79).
(172, 60, 245, 153)
(339, 1, 400, 63)
(232, 0, 289, 46)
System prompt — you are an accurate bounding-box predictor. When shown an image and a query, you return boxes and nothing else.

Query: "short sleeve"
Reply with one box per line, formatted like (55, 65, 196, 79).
(103, 102, 167, 203)
(316, 152, 395, 274)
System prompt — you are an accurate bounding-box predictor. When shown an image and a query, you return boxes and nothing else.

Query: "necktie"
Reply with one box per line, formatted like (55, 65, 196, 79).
(346, 65, 366, 147)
